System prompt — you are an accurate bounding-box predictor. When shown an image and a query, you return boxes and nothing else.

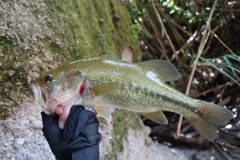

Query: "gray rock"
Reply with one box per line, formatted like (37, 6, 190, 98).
(13, 137, 25, 148)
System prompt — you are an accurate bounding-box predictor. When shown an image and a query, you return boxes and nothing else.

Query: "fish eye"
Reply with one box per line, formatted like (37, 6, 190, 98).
(44, 75, 53, 83)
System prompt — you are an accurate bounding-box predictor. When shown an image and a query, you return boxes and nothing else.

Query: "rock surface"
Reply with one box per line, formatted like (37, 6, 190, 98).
(0, 102, 55, 160)
(0, 101, 221, 160)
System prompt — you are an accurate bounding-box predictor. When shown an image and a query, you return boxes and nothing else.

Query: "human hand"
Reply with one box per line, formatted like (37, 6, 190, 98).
(41, 105, 101, 160)
(54, 104, 72, 129)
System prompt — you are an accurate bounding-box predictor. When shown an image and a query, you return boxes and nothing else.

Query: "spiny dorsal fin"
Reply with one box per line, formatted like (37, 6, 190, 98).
(139, 110, 168, 124)
(69, 54, 119, 65)
(137, 60, 181, 82)
(97, 54, 118, 60)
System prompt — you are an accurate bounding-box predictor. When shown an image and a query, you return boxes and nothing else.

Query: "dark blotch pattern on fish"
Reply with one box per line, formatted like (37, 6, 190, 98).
(137, 85, 200, 116)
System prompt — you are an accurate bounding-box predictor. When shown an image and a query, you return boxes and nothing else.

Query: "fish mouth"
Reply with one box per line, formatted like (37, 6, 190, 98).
(30, 81, 50, 114)
(30, 82, 46, 104)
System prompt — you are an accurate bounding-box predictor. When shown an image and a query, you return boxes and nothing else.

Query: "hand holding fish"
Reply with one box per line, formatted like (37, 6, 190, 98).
(31, 55, 233, 140)
(54, 104, 71, 129)
(41, 105, 101, 160)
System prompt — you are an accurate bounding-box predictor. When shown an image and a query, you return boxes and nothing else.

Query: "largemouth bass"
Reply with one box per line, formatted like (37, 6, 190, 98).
(31, 55, 233, 140)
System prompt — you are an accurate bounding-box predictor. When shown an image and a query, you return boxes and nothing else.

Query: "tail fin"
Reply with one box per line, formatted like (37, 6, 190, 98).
(188, 100, 233, 141)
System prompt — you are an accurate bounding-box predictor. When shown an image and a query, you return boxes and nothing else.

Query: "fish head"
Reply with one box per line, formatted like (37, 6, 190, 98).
(30, 66, 85, 115)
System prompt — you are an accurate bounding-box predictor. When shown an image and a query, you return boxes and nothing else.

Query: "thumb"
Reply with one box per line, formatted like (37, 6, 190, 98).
(58, 105, 72, 129)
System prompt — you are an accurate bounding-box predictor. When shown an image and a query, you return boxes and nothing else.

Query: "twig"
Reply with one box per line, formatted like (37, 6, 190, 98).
(176, 0, 219, 138)
(219, 128, 240, 139)
(219, 8, 240, 12)
(192, 81, 234, 98)
(170, 19, 193, 37)
(212, 142, 232, 160)
(216, 140, 240, 150)
(150, 130, 211, 149)
(210, 29, 236, 56)
(151, 0, 180, 62)
(145, 9, 169, 61)
(176, 31, 197, 55)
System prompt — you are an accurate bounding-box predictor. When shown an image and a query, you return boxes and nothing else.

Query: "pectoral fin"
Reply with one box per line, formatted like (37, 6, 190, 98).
(92, 84, 117, 97)
(94, 106, 112, 121)
(139, 110, 168, 124)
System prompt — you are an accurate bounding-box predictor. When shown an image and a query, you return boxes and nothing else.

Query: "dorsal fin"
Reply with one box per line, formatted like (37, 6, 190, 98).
(69, 54, 119, 65)
(96, 54, 118, 60)
(137, 60, 181, 82)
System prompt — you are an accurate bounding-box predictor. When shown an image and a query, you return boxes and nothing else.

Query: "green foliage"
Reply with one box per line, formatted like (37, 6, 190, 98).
(126, 0, 240, 102)
(161, 0, 183, 14)
(131, 24, 141, 41)
(200, 54, 240, 86)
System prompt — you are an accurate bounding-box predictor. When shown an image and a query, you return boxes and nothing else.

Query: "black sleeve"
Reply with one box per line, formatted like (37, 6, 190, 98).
(72, 145, 100, 160)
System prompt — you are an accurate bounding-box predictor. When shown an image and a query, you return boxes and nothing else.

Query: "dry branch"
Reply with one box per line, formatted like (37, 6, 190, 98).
(176, 0, 219, 138)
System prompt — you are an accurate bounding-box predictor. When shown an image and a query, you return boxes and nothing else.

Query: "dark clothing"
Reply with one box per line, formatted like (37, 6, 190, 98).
(41, 105, 101, 160)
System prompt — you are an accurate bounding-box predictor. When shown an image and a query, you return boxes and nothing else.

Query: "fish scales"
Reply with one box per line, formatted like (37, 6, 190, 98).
(81, 60, 200, 117)
(31, 55, 233, 140)
(71, 58, 227, 119)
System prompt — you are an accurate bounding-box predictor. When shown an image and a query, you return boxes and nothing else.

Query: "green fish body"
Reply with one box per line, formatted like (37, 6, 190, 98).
(31, 55, 233, 140)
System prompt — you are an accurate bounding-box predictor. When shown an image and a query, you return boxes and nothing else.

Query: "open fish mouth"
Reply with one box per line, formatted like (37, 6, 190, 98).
(30, 81, 52, 114)
(30, 82, 46, 104)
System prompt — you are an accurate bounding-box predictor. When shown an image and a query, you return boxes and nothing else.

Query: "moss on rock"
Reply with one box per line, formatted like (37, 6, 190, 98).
(104, 110, 143, 159)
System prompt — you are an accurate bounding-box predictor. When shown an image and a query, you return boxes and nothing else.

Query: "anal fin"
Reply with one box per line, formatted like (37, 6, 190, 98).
(94, 106, 112, 121)
(139, 110, 168, 124)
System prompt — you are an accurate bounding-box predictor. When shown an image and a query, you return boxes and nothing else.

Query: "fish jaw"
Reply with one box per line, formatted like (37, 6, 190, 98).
(44, 98, 59, 115)
(30, 81, 57, 115)
(30, 82, 45, 106)
(31, 79, 85, 115)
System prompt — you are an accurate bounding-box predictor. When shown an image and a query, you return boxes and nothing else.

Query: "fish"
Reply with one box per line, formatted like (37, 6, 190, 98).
(30, 55, 233, 140)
